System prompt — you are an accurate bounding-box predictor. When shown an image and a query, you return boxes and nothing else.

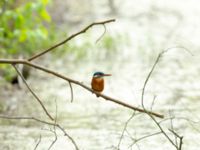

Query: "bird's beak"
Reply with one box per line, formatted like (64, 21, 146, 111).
(103, 74, 112, 76)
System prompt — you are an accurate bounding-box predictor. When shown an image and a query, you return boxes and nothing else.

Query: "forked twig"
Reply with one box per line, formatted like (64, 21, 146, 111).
(141, 50, 178, 148)
(0, 115, 79, 150)
(28, 19, 115, 61)
(140, 47, 191, 149)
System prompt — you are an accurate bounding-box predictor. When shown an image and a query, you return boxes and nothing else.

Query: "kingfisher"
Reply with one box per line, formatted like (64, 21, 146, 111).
(91, 72, 111, 96)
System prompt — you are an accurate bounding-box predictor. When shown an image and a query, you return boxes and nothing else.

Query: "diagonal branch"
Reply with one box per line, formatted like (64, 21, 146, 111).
(0, 59, 164, 118)
(12, 64, 54, 121)
(28, 19, 115, 61)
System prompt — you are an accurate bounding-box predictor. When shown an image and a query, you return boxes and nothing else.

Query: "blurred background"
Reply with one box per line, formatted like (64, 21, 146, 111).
(0, 0, 200, 149)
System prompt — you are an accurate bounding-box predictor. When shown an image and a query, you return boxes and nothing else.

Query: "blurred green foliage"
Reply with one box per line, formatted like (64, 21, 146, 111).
(0, 0, 127, 61)
(0, 0, 51, 58)
(0, 0, 53, 82)
(0, 0, 127, 83)
(53, 33, 129, 61)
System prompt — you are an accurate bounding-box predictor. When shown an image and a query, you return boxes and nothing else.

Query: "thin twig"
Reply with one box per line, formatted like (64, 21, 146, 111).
(34, 135, 42, 150)
(0, 59, 164, 118)
(28, 19, 115, 61)
(169, 110, 178, 146)
(140, 47, 192, 149)
(48, 98, 58, 150)
(150, 95, 157, 111)
(128, 131, 162, 148)
(117, 111, 137, 149)
(68, 81, 74, 102)
(12, 64, 54, 121)
(47, 128, 57, 150)
(168, 129, 183, 150)
(56, 124, 79, 150)
(95, 24, 106, 43)
(0, 115, 54, 125)
(140, 50, 178, 148)
(141, 51, 166, 108)
(159, 116, 200, 134)
(168, 129, 181, 139)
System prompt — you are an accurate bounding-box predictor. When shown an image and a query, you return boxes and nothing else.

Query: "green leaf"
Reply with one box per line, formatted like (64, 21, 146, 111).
(19, 29, 27, 42)
(41, 0, 49, 5)
(39, 9, 51, 22)
(15, 14, 25, 28)
(8, 48, 17, 54)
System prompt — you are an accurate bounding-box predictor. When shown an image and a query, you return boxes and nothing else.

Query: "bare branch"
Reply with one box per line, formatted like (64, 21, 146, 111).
(0, 59, 164, 118)
(141, 46, 193, 107)
(140, 50, 178, 148)
(0, 115, 79, 150)
(141, 51, 166, 108)
(28, 19, 115, 61)
(12, 64, 54, 121)
(95, 24, 106, 43)
(139, 47, 193, 149)
(117, 111, 137, 148)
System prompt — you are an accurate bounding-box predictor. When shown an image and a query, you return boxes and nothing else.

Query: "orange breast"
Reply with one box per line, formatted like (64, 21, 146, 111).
(91, 78, 104, 92)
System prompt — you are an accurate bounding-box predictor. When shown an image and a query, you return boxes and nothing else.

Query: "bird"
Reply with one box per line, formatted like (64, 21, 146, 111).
(91, 71, 111, 97)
